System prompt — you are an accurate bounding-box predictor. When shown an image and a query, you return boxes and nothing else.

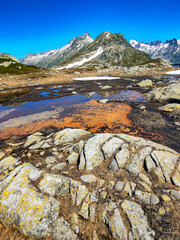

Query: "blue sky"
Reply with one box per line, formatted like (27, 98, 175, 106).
(0, 0, 179, 59)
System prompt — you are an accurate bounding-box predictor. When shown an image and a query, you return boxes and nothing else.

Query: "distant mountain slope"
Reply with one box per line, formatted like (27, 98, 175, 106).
(130, 39, 180, 64)
(55, 32, 151, 69)
(0, 52, 41, 74)
(20, 33, 93, 68)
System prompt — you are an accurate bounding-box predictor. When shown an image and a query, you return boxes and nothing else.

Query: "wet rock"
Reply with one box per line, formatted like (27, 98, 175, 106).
(159, 103, 180, 112)
(121, 200, 155, 240)
(101, 85, 112, 90)
(138, 79, 153, 87)
(147, 82, 180, 101)
(98, 99, 109, 103)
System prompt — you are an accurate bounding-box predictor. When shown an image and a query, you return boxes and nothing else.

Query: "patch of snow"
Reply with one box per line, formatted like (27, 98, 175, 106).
(56, 47, 103, 69)
(177, 39, 180, 45)
(73, 76, 120, 81)
(165, 70, 180, 75)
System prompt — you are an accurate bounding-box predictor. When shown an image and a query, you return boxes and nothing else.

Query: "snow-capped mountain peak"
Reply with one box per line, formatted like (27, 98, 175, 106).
(130, 38, 180, 63)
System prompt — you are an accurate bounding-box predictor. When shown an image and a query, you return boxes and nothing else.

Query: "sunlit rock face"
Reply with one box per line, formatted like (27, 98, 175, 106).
(0, 128, 179, 239)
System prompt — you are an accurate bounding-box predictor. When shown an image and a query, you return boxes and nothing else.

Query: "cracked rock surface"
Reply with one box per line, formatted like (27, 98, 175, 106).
(0, 128, 179, 239)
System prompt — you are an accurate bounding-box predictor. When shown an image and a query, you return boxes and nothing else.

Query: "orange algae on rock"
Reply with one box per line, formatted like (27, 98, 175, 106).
(0, 100, 162, 141)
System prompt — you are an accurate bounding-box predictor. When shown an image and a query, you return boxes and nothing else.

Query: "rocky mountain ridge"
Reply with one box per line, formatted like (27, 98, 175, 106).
(130, 38, 180, 64)
(54, 31, 151, 69)
(20, 32, 93, 68)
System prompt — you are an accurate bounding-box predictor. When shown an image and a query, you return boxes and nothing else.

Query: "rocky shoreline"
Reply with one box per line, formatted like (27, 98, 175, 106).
(0, 128, 179, 239)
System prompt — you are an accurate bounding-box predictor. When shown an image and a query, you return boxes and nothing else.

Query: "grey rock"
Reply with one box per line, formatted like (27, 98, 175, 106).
(115, 148, 129, 169)
(53, 217, 78, 240)
(108, 208, 127, 240)
(102, 137, 124, 159)
(126, 147, 152, 175)
(121, 200, 155, 240)
(108, 159, 119, 173)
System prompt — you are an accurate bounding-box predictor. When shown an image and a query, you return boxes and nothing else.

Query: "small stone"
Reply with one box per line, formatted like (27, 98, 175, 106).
(99, 99, 109, 103)
(40, 151, 45, 156)
(79, 195, 89, 219)
(68, 152, 79, 164)
(71, 213, 79, 234)
(102, 85, 112, 90)
(80, 174, 97, 183)
(145, 155, 156, 172)
(108, 208, 127, 240)
(98, 179, 105, 188)
(108, 181, 115, 189)
(159, 207, 165, 215)
(27, 152, 32, 158)
(162, 195, 171, 202)
(123, 182, 132, 196)
(114, 181, 125, 191)
(45, 156, 57, 165)
(51, 163, 66, 170)
(121, 200, 155, 240)
(89, 204, 96, 221)
(139, 173, 152, 185)
(90, 191, 98, 203)
(139, 181, 151, 192)
(0, 151, 5, 160)
(108, 159, 119, 173)
(100, 191, 107, 200)
(76, 185, 89, 206)
(138, 79, 153, 87)
(93, 230, 99, 240)
(135, 190, 159, 205)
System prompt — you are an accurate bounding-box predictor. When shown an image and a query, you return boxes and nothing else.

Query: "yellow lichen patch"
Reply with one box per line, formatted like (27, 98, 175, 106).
(0, 163, 59, 238)
(159, 207, 165, 215)
(159, 103, 180, 112)
(162, 195, 171, 202)
(0, 151, 5, 160)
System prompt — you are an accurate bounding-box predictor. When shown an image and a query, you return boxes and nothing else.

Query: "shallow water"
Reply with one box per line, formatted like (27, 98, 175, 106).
(0, 89, 147, 124)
